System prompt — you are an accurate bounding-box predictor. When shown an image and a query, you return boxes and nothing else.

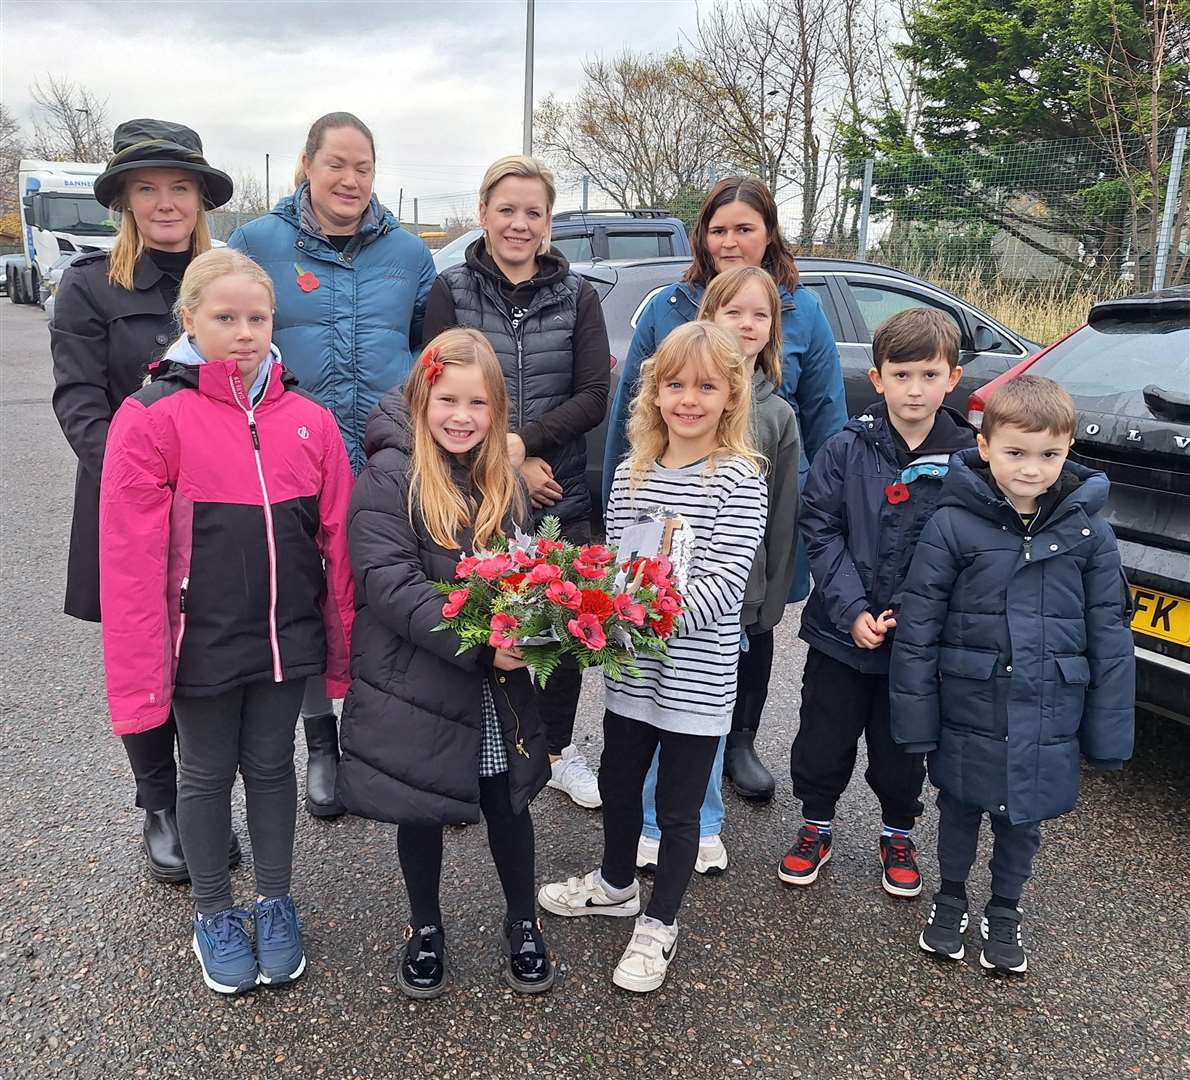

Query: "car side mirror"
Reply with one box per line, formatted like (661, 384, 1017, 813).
(973, 325, 1005, 352)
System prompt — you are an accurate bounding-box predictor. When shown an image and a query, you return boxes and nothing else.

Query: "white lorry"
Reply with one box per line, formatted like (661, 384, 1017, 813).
(9, 159, 118, 305)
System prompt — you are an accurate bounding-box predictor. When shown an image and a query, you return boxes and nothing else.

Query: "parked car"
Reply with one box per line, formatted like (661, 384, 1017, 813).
(432, 209, 691, 273)
(574, 254, 1041, 502)
(39, 252, 75, 322)
(966, 285, 1190, 725)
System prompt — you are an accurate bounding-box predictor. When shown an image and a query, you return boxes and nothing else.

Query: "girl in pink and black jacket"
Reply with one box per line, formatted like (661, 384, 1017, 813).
(99, 249, 354, 995)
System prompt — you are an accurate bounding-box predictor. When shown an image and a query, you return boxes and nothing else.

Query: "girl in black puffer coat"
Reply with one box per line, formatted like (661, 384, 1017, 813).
(336, 328, 553, 999)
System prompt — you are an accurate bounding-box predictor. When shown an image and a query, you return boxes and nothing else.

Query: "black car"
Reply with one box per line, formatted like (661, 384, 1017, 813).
(575, 255, 1041, 501)
(432, 210, 691, 273)
(967, 285, 1190, 725)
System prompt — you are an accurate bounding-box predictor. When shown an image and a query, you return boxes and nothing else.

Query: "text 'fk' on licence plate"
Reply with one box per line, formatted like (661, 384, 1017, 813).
(1130, 587, 1190, 647)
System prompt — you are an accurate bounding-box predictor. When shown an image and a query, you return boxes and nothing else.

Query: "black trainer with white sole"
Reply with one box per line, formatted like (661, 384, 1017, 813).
(980, 905, 1028, 973)
(918, 892, 969, 960)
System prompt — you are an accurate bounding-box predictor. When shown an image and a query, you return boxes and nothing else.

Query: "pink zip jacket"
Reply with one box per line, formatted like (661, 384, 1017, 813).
(99, 340, 355, 736)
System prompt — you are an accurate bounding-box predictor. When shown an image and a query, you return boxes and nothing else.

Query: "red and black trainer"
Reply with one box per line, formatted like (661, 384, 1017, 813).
(777, 824, 833, 886)
(879, 833, 922, 897)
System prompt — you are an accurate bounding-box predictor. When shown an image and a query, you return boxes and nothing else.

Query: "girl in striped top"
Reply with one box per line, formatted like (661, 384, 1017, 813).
(538, 321, 767, 993)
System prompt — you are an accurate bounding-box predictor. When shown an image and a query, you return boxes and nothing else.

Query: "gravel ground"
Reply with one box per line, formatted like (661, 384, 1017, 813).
(2, 301, 1187, 1079)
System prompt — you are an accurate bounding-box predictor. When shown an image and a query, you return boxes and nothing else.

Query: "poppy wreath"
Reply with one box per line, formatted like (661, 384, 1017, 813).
(433, 515, 681, 687)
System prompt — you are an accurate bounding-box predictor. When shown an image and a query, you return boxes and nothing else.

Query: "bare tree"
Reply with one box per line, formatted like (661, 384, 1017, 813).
(28, 76, 112, 162)
(536, 50, 722, 207)
(227, 170, 269, 216)
(0, 102, 24, 220)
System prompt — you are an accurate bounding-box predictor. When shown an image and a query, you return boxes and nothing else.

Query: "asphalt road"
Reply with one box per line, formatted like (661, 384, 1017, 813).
(1, 300, 1188, 1080)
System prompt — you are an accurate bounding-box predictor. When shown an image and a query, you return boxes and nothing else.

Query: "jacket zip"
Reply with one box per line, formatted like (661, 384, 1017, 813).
(174, 577, 189, 658)
(230, 371, 284, 682)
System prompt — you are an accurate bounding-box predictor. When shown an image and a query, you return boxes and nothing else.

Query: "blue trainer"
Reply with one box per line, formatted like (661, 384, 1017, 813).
(254, 895, 306, 985)
(192, 908, 258, 994)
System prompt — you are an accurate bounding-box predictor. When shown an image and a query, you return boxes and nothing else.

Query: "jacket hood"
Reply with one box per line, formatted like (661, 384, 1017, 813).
(463, 235, 570, 289)
(164, 333, 282, 369)
(752, 367, 777, 404)
(847, 403, 975, 455)
(364, 387, 414, 458)
(272, 183, 396, 240)
(942, 447, 1109, 523)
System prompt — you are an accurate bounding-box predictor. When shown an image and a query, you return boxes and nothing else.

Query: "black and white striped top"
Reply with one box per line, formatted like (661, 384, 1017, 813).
(604, 455, 767, 736)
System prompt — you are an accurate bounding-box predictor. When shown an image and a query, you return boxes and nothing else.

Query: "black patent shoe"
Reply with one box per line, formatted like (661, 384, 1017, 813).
(502, 918, 555, 994)
(724, 731, 776, 801)
(143, 808, 188, 883)
(397, 924, 447, 999)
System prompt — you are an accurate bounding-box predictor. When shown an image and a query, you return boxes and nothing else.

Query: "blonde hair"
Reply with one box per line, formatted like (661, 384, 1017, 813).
(698, 266, 784, 388)
(479, 155, 556, 256)
(405, 328, 525, 551)
(175, 248, 276, 326)
(625, 321, 763, 490)
(983, 374, 1076, 440)
(108, 202, 212, 291)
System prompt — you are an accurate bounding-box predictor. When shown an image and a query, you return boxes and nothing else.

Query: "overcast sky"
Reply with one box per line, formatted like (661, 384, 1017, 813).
(1, 0, 701, 221)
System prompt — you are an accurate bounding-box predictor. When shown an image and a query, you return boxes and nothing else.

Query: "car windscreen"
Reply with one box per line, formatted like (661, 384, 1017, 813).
(1028, 311, 1190, 421)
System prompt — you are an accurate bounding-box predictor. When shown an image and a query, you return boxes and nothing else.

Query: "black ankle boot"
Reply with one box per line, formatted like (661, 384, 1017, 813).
(143, 808, 188, 883)
(503, 918, 555, 994)
(303, 713, 343, 818)
(724, 730, 776, 801)
(397, 924, 447, 999)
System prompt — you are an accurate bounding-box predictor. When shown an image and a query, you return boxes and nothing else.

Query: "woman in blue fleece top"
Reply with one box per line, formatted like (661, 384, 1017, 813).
(602, 177, 846, 797)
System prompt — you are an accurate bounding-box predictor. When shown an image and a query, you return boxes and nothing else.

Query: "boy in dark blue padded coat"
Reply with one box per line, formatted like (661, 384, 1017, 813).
(781, 308, 976, 899)
(891, 375, 1134, 973)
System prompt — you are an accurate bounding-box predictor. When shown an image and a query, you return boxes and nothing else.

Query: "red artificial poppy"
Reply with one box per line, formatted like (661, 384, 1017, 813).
(536, 538, 565, 556)
(500, 573, 528, 592)
(455, 555, 480, 579)
(293, 262, 320, 293)
(573, 558, 608, 581)
(489, 612, 520, 648)
(527, 562, 563, 586)
(513, 548, 544, 570)
(546, 579, 582, 611)
(567, 613, 607, 651)
(885, 482, 911, 505)
(579, 589, 614, 622)
(441, 588, 469, 619)
(473, 554, 514, 582)
(652, 590, 682, 616)
(613, 593, 646, 626)
(652, 612, 675, 638)
(576, 544, 614, 567)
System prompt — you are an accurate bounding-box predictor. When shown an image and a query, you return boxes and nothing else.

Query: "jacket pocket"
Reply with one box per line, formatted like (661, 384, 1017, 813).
(1044, 655, 1090, 742)
(938, 646, 999, 734)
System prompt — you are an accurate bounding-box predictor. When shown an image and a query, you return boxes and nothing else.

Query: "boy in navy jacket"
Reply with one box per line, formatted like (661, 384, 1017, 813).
(891, 376, 1134, 972)
(780, 308, 976, 898)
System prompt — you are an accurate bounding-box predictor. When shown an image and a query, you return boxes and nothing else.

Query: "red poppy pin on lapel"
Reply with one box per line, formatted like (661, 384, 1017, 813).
(294, 262, 320, 293)
(885, 481, 910, 505)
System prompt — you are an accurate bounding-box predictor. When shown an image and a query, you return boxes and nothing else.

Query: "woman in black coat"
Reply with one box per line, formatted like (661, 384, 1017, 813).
(50, 119, 236, 882)
(422, 154, 610, 811)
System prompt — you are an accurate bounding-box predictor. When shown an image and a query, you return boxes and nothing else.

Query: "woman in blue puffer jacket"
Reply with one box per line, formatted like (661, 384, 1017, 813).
(230, 111, 436, 818)
(602, 177, 847, 798)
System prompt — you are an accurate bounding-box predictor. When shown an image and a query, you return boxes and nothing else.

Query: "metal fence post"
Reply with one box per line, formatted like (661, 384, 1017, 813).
(856, 159, 874, 262)
(1153, 127, 1187, 291)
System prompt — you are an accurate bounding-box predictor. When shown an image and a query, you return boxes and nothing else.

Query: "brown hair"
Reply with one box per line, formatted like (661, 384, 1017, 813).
(625, 321, 763, 490)
(982, 375, 1076, 440)
(872, 307, 961, 371)
(405, 328, 524, 551)
(294, 112, 376, 186)
(108, 180, 212, 291)
(698, 266, 784, 388)
(684, 177, 799, 293)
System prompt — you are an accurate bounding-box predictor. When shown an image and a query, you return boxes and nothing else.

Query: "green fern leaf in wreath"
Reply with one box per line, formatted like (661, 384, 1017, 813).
(537, 515, 563, 542)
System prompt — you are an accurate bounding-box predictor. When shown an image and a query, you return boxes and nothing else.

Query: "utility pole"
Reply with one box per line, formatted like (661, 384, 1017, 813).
(413, 197, 419, 232)
(397, 187, 404, 224)
(265, 154, 270, 208)
(522, 0, 535, 156)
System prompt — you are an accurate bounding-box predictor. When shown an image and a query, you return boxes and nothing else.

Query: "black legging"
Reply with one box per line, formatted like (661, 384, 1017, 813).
(397, 774, 536, 928)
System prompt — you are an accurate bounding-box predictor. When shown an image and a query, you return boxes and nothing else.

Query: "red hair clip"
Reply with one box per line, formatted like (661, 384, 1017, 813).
(420, 346, 445, 385)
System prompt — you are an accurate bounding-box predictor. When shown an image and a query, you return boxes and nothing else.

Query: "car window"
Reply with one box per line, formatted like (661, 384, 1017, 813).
(553, 235, 594, 263)
(1029, 313, 1190, 420)
(606, 232, 672, 260)
(847, 280, 960, 342)
(801, 280, 843, 340)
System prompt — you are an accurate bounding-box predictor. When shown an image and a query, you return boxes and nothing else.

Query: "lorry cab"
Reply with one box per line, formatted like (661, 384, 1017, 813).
(10, 160, 118, 305)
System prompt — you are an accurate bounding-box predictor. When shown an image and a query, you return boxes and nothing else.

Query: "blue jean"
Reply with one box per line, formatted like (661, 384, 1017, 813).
(641, 735, 726, 839)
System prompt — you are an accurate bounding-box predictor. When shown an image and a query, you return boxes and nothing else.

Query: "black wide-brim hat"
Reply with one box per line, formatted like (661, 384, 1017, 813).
(94, 118, 234, 210)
